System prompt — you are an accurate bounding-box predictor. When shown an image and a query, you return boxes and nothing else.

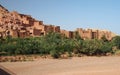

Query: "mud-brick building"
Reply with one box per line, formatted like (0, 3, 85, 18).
(0, 4, 61, 38)
(76, 28, 115, 40)
(60, 30, 74, 38)
(0, 4, 116, 40)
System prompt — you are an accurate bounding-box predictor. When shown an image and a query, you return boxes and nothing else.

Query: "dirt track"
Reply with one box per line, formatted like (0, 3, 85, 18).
(1, 56, 120, 75)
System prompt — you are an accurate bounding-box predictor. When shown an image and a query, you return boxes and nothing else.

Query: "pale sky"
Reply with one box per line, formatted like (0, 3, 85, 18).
(0, 0, 120, 34)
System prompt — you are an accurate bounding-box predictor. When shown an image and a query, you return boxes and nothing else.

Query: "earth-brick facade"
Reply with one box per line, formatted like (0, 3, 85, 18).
(0, 5, 116, 40)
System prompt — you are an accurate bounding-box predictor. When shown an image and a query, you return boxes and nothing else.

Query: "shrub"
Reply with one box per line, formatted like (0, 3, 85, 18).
(50, 50, 60, 58)
(112, 36, 120, 49)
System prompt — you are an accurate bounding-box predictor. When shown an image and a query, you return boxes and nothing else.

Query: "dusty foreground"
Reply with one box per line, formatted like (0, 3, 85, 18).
(0, 56, 120, 75)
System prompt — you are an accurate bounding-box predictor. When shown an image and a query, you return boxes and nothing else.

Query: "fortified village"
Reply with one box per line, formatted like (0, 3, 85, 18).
(0, 4, 116, 40)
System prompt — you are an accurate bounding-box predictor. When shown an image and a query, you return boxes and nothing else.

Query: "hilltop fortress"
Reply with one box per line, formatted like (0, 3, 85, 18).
(0, 5, 116, 40)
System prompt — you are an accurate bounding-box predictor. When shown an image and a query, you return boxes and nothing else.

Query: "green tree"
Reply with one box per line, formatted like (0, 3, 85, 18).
(99, 42, 112, 55)
(80, 39, 103, 56)
(112, 36, 120, 49)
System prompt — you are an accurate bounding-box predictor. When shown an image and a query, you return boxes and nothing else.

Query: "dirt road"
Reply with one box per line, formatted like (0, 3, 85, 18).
(1, 56, 120, 75)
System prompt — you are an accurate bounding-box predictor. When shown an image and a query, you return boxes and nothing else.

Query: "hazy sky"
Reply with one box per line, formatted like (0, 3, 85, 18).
(0, 0, 120, 34)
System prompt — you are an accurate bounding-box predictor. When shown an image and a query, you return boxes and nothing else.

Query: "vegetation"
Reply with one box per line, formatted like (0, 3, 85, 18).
(112, 36, 120, 49)
(0, 32, 120, 58)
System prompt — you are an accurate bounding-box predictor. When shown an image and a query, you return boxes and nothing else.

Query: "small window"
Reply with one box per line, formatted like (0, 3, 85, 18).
(41, 32, 44, 35)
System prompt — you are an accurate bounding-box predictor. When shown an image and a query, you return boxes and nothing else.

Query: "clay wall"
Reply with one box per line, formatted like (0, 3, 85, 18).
(76, 28, 114, 40)
(60, 30, 73, 38)
(54, 26, 60, 32)
(33, 28, 41, 36)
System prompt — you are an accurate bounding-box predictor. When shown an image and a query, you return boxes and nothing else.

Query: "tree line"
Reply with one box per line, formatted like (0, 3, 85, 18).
(0, 32, 120, 58)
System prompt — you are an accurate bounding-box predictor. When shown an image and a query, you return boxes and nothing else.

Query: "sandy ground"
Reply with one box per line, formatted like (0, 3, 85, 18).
(0, 56, 120, 75)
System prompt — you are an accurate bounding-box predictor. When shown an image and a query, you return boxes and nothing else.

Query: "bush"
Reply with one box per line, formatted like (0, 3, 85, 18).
(112, 36, 120, 49)
(99, 42, 112, 55)
(50, 50, 60, 58)
(0, 32, 115, 57)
